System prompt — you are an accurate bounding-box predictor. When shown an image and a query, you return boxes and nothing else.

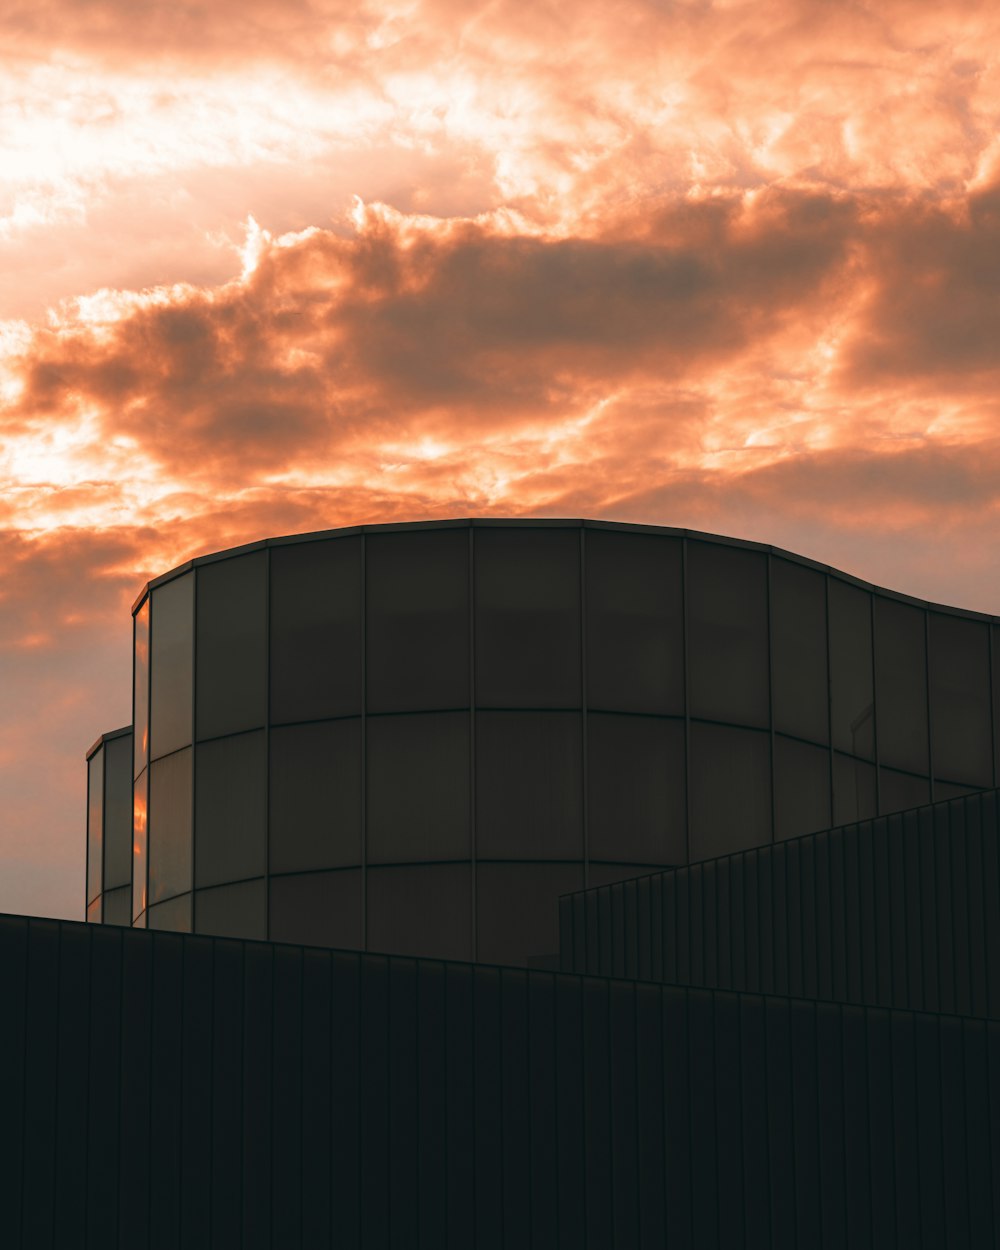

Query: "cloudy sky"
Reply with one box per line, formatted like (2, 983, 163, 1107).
(3, 0, 1000, 919)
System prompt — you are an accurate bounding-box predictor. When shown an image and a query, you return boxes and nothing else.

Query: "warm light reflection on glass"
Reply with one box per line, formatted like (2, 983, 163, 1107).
(132, 775, 148, 920)
(134, 597, 150, 778)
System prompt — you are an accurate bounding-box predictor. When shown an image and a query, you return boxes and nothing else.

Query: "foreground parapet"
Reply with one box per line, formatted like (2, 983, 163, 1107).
(84, 726, 133, 926)
(91, 518, 1000, 964)
(2, 912, 997, 1248)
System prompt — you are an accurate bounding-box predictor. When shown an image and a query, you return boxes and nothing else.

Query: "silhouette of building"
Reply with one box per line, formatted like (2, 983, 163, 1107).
(4, 518, 999, 1246)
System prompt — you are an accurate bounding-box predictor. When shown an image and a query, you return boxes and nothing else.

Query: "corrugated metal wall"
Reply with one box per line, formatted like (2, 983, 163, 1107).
(560, 789, 1000, 1019)
(2, 911, 998, 1249)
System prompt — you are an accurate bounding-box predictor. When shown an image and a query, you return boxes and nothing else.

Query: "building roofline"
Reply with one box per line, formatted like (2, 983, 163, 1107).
(85, 724, 132, 762)
(129, 516, 1000, 625)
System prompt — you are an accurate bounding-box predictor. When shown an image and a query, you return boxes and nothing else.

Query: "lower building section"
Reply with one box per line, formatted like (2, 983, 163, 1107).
(2, 912, 997, 1249)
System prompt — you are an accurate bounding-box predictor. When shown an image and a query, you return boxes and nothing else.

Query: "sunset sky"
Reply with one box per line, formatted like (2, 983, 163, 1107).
(2, 0, 1000, 919)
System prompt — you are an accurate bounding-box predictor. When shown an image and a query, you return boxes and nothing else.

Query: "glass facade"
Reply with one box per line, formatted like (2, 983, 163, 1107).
(103, 520, 1000, 966)
(86, 748, 103, 908)
(150, 572, 193, 761)
(85, 728, 133, 926)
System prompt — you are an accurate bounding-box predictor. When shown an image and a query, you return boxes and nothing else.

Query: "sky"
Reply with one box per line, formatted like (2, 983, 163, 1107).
(2, 0, 1000, 920)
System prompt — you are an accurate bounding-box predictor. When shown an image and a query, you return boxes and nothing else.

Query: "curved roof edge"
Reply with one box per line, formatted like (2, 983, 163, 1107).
(85, 724, 132, 762)
(130, 516, 1000, 625)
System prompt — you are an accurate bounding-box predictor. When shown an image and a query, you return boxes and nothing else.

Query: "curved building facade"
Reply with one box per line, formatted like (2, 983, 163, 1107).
(107, 519, 1000, 966)
(85, 725, 133, 926)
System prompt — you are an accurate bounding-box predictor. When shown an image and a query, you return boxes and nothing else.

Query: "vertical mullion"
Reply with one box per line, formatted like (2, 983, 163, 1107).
(470, 524, 478, 958)
(871, 592, 881, 817)
(767, 552, 775, 847)
(361, 534, 367, 950)
(191, 574, 198, 935)
(682, 537, 691, 867)
(925, 610, 934, 802)
(990, 626, 997, 789)
(264, 547, 271, 939)
(825, 573, 835, 822)
(581, 526, 589, 888)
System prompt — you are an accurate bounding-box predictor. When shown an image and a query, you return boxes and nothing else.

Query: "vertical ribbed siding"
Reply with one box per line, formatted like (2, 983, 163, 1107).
(562, 789, 1000, 1018)
(1, 912, 997, 1249)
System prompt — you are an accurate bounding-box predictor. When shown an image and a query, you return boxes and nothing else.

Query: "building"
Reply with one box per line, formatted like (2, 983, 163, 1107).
(86, 518, 1000, 967)
(5, 517, 998, 1246)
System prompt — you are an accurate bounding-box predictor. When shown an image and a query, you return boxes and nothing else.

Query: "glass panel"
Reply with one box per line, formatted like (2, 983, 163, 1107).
(366, 528, 469, 714)
(476, 711, 582, 859)
(133, 597, 150, 777)
(585, 529, 684, 715)
(269, 720, 361, 873)
(87, 748, 104, 904)
(86, 896, 102, 924)
(476, 862, 584, 966)
(103, 733, 133, 890)
(195, 552, 267, 740)
(195, 879, 266, 940)
(102, 884, 131, 927)
(132, 771, 148, 922)
(148, 747, 193, 904)
(686, 541, 769, 728)
(147, 893, 192, 933)
(928, 612, 992, 786)
(366, 864, 472, 960)
(474, 527, 581, 708)
(828, 579, 874, 758)
(874, 598, 928, 774)
(194, 731, 266, 888)
(994, 625, 1000, 788)
(270, 537, 361, 724)
(878, 768, 930, 815)
(150, 573, 194, 760)
(367, 712, 470, 863)
(771, 559, 828, 744)
(269, 870, 362, 949)
(773, 734, 831, 841)
(832, 752, 876, 825)
(688, 722, 771, 859)
(587, 713, 685, 864)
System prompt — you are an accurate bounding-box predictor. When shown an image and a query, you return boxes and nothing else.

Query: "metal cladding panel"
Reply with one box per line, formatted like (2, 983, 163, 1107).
(560, 787, 1000, 1018)
(1, 913, 999, 1246)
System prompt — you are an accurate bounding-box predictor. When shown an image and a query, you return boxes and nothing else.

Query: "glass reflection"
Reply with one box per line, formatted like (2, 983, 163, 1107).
(149, 747, 193, 905)
(686, 542, 769, 728)
(103, 733, 133, 891)
(150, 573, 194, 760)
(584, 529, 684, 716)
(828, 580, 874, 758)
(147, 892, 193, 933)
(102, 884, 131, 927)
(195, 553, 267, 740)
(474, 527, 582, 708)
(133, 597, 150, 778)
(771, 558, 828, 744)
(928, 612, 992, 787)
(366, 529, 469, 713)
(873, 597, 928, 774)
(270, 537, 362, 723)
(87, 748, 104, 905)
(132, 772, 148, 922)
